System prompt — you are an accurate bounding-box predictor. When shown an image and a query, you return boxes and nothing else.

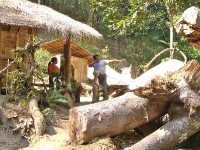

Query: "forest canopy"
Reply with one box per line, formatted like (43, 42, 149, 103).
(30, 0, 200, 68)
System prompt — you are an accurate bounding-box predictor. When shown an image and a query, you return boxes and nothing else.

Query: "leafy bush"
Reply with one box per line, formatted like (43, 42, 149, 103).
(35, 48, 52, 74)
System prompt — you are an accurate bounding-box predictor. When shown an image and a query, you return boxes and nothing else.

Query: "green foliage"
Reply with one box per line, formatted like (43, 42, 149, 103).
(35, 48, 51, 74)
(102, 45, 110, 59)
(48, 90, 68, 106)
(42, 107, 51, 117)
(89, 0, 200, 66)
(175, 34, 200, 61)
(8, 70, 33, 102)
(28, 0, 200, 69)
(90, 0, 199, 36)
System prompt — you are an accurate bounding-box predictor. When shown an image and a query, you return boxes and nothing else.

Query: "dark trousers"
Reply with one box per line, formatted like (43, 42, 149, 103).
(98, 74, 108, 100)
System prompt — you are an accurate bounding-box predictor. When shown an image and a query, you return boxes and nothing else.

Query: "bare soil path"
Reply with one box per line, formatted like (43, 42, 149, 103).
(0, 96, 142, 150)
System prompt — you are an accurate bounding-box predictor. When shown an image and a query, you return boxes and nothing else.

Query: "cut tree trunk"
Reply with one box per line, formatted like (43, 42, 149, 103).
(69, 92, 168, 144)
(125, 103, 200, 150)
(69, 59, 184, 144)
(133, 59, 200, 116)
(175, 6, 200, 49)
(29, 95, 46, 136)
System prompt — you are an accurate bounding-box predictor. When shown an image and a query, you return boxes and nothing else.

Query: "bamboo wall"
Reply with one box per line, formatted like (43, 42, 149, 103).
(0, 25, 35, 84)
(71, 56, 88, 82)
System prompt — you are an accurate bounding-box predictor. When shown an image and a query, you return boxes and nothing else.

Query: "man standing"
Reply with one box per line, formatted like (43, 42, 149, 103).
(89, 54, 119, 100)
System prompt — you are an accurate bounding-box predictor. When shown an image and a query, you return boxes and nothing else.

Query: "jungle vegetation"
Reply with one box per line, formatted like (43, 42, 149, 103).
(30, 0, 200, 68)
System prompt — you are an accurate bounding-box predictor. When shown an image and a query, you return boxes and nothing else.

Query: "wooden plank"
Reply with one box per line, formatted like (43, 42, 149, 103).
(5, 47, 11, 59)
(1, 41, 6, 55)
(71, 56, 88, 82)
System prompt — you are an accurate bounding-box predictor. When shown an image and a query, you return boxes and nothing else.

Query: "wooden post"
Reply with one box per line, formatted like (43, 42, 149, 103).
(63, 35, 74, 108)
(64, 35, 71, 84)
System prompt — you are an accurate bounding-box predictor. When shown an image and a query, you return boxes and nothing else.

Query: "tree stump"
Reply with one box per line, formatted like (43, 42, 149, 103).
(175, 6, 200, 49)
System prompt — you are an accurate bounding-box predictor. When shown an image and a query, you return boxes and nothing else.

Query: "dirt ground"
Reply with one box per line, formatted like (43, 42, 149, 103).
(0, 95, 143, 150)
(1, 95, 199, 150)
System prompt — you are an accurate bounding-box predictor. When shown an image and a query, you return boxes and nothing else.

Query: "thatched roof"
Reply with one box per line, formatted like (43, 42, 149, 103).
(0, 0, 102, 42)
(41, 38, 94, 64)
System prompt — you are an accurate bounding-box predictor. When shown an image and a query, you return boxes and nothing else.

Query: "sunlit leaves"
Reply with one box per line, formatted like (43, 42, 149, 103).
(90, 0, 199, 36)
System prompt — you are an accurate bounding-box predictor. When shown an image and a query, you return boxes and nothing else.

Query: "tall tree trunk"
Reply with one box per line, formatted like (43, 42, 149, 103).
(166, 4, 174, 59)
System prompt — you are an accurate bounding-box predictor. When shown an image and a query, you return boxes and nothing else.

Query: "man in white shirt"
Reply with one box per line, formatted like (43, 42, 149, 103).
(89, 54, 119, 100)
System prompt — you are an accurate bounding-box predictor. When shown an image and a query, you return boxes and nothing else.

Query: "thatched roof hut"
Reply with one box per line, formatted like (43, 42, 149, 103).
(41, 38, 93, 82)
(0, 0, 102, 42)
(0, 0, 102, 84)
(41, 38, 94, 64)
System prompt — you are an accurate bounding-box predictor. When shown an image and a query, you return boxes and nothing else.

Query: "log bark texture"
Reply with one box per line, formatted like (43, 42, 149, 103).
(175, 6, 200, 49)
(65, 91, 74, 108)
(133, 60, 200, 116)
(124, 60, 200, 149)
(125, 103, 200, 150)
(69, 93, 168, 144)
(29, 95, 46, 136)
(69, 59, 184, 144)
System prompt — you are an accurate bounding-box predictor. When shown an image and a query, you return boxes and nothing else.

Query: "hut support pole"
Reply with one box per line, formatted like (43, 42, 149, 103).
(64, 35, 74, 108)
(64, 35, 71, 84)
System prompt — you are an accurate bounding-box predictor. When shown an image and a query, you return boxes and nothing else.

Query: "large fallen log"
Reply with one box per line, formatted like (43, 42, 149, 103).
(125, 103, 200, 150)
(128, 59, 184, 90)
(69, 93, 168, 144)
(69, 59, 184, 144)
(175, 6, 200, 49)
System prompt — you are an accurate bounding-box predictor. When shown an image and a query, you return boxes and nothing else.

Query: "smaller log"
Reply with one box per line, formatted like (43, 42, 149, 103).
(29, 95, 46, 136)
(125, 103, 200, 150)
